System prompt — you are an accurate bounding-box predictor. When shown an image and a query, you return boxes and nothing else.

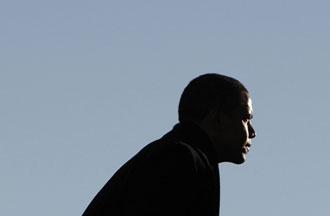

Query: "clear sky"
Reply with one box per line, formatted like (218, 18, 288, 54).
(1, 0, 329, 215)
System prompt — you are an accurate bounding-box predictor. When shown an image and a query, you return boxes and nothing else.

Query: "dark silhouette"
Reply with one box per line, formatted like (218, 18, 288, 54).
(82, 74, 256, 216)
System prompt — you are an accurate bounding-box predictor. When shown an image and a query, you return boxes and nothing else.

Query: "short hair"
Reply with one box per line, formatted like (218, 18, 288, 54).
(178, 73, 248, 123)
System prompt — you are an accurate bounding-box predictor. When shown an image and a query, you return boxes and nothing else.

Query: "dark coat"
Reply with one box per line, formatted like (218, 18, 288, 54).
(82, 123, 220, 216)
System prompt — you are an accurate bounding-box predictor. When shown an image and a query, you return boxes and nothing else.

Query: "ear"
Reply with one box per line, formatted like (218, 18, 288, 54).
(214, 110, 225, 130)
(207, 108, 224, 130)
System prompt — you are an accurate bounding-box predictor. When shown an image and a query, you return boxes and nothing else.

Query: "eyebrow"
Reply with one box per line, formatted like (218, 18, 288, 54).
(239, 105, 253, 117)
(239, 108, 253, 120)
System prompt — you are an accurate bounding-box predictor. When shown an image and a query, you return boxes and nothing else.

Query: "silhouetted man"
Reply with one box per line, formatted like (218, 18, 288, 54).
(82, 74, 256, 216)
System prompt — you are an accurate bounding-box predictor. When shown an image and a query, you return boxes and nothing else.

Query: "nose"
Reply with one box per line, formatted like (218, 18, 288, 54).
(248, 123, 256, 139)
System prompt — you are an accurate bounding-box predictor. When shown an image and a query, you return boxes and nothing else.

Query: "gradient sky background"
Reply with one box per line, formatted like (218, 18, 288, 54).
(1, 0, 329, 215)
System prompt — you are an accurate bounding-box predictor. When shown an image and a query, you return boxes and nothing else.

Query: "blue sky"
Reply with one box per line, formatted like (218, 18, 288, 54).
(1, 1, 329, 215)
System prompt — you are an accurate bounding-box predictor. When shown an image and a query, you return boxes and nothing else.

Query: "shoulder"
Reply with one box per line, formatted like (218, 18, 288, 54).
(120, 138, 199, 180)
(143, 138, 211, 177)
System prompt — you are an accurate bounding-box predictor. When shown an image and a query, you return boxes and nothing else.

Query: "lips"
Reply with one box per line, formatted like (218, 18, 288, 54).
(243, 143, 251, 153)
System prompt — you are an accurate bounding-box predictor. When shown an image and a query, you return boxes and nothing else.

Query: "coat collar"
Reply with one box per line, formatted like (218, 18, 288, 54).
(164, 122, 218, 167)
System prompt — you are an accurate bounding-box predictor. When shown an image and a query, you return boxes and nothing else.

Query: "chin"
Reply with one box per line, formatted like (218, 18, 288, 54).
(220, 149, 248, 164)
(230, 153, 247, 164)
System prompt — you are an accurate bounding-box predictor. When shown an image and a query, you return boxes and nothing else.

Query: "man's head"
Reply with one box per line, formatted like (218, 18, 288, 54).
(178, 73, 256, 164)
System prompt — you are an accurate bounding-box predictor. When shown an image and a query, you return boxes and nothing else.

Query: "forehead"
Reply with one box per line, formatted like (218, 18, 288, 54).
(239, 91, 253, 113)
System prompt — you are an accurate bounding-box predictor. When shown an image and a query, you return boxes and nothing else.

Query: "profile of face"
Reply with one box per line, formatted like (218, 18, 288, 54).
(203, 91, 256, 164)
